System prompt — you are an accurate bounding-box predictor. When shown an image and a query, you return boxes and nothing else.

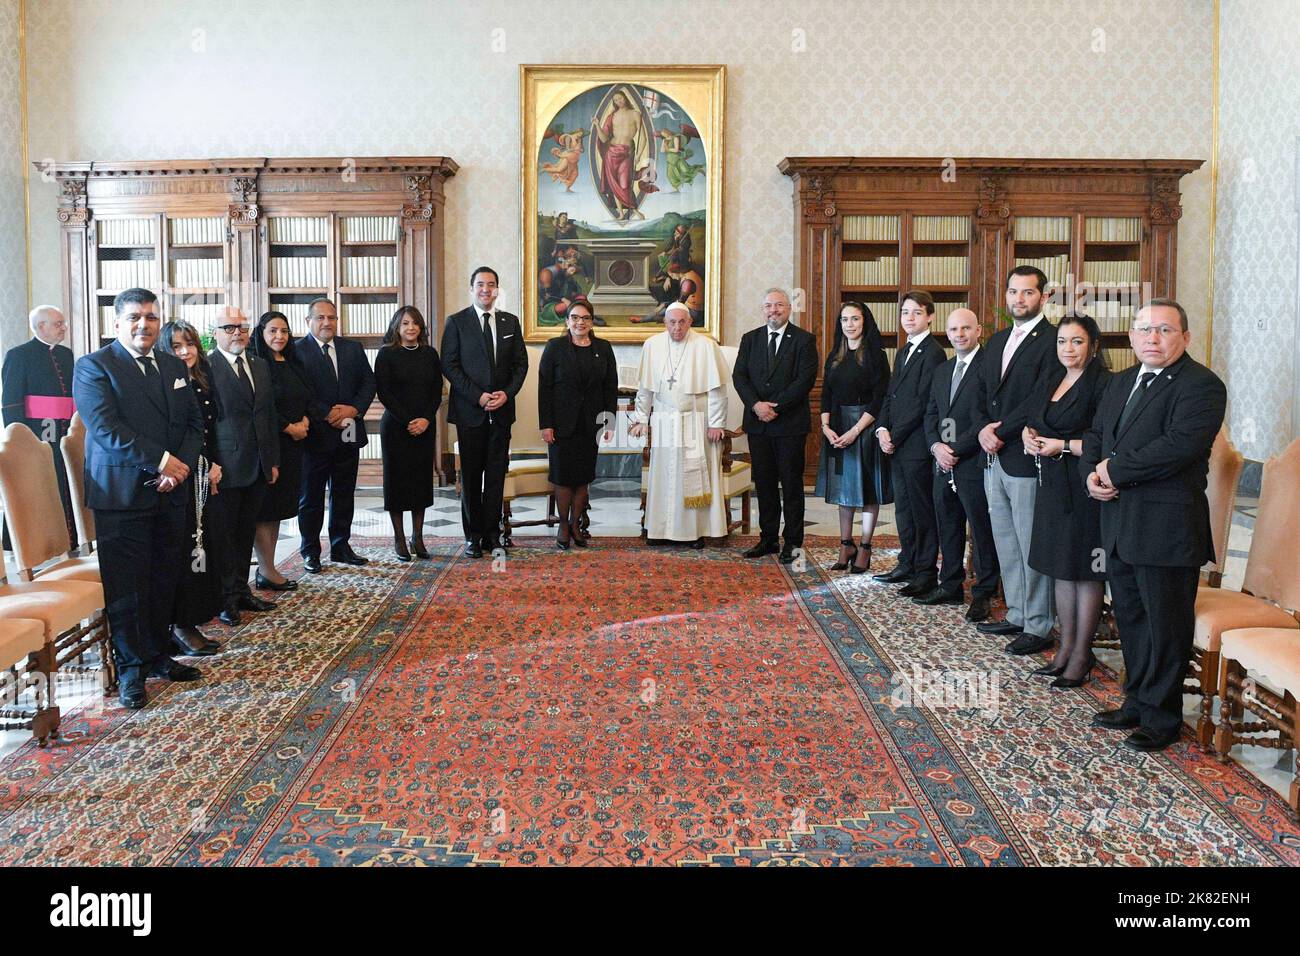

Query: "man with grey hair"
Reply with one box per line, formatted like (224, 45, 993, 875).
(2, 305, 78, 547)
(732, 287, 818, 562)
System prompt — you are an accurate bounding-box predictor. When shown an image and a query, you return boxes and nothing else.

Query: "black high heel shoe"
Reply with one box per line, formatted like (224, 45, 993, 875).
(1032, 661, 1068, 677)
(394, 535, 412, 563)
(1051, 653, 1098, 688)
(255, 572, 298, 592)
(407, 536, 430, 560)
(849, 541, 873, 575)
(831, 539, 858, 571)
(570, 522, 588, 548)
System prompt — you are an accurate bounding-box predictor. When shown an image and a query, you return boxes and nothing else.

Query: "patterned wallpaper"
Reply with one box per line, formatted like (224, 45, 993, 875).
(21, 0, 1213, 363)
(1213, 0, 1300, 459)
(0, 0, 25, 354)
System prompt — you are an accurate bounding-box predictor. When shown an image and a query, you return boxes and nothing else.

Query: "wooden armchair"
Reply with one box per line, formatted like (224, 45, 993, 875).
(1188, 437, 1300, 749)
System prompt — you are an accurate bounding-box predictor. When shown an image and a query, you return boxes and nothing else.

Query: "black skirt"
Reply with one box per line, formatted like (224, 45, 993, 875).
(259, 433, 304, 521)
(1028, 453, 1105, 581)
(548, 432, 599, 487)
(814, 404, 893, 507)
(380, 413, 436, 511)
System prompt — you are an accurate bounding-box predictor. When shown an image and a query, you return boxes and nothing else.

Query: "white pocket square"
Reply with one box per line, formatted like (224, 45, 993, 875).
(501, 333, 514, 339)
(173, 378, 188, 390)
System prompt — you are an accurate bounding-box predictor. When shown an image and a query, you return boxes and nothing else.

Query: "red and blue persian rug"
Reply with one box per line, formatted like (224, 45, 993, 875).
(0, 536, 1296, 866)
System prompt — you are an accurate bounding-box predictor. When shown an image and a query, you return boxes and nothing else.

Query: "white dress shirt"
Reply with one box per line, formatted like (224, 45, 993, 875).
(312, 334, 338, 376)
(123, 342, 170, 471)
(216, 347, 255, 395)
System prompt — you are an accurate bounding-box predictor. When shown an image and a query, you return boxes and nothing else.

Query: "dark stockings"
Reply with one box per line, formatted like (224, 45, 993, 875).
(1051, 579, 1104, 679)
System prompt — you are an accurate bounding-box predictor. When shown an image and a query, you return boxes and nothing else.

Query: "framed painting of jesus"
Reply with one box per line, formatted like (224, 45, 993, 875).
(521, 64, 725, 343)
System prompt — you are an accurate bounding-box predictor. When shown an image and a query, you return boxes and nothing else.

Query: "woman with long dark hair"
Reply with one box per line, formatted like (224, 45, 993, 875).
(814, 301, 892, 573)
(537, 298, 618, 549)
(157, 320, 224, 654)
(248, 311, 312, 589)
(375, 306, 443, 561)
(1022, 312, 1112, 687)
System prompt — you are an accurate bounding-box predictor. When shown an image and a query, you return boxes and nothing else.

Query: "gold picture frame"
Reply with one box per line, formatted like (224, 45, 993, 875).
(521, 64, 725, 343)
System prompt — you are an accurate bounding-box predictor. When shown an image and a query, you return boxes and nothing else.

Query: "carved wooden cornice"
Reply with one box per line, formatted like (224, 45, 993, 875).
(1149, 176, 1184, 224)
(780, 156, 1204, 179)
(976, 175, 1010, 223)
(34, 157, 460, 183)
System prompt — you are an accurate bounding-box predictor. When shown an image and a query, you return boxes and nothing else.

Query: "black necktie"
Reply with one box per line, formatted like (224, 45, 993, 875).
(136, 355, 157, 379)
(321, 342, 337, 382)
(768, 330, 778, 370)
(896, 342, 913, 373)
(482, 312, 495, 369)
(1116, 371, 1155, 435)
(235, 355, 254, 401)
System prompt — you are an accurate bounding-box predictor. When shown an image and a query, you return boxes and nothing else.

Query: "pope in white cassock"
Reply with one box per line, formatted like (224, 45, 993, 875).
(630, 302, 732, 545)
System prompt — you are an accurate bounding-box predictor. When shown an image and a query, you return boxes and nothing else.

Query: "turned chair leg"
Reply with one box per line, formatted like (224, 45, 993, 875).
(1196, 649, 1219, 752)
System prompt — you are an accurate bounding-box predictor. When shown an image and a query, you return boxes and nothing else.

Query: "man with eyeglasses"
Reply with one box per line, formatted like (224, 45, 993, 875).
(1082, 298, 1226, 752)
(72, 288, 206, 708)
(207, 307, 280, 624)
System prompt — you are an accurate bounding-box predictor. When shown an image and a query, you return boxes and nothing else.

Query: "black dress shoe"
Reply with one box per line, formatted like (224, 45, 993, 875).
(171, 625, 217, 657)
(778, 549, 797, 565)
(150, 658, 202, 682)
(964, 597, 991, 622)
(238, 593, 276, 612)
(408, 536, 430, 560)
(1005, 633, 1055, 655)
(1092, 708, 1141, 730)
(896, 580, 936, 598)
(303, 555, 322, 574)
(119, 673, 147, 709)
(688, 538, 706, 550)
(464, 540, 483, 559)
(218, 606, 241, 627)
(1123, 727, 1180, 752)
(1031, 661, 1067, 677)
(330, 549, 369, 566)
(976, 620, 1021, 635)
(255, 572, 298, 591)
(872, 566, 911, 584)
(913, 588, 963, 606)
(744, 541, 780, 559)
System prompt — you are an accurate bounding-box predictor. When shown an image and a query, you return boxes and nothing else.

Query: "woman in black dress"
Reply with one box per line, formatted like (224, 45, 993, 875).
(815, 301, 892, 573)
(249, 311, 312, 589)
(1023, 313, 1112, 687)
(157, 320, 224, 656)
(538, 298, 618, 550)
(375, 306, 443, 561)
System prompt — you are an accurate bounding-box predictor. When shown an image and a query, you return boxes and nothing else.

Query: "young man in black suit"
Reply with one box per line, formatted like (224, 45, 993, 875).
(1083, 298, 1226, 752)
(731, 288, 819, 563)
(72, 288, 205, 709)
(921, 308, 999, 620)
(1, 306, 78, 549)
(442, 266, 529, 558)
(294, 298, 376, 573)
(974, 267, 1058, 654)
(873, 290, 945, 596)
(207, 307, 280, 623)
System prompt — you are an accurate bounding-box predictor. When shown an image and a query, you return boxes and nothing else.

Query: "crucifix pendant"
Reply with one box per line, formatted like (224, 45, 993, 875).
(667, 373, 677, 388)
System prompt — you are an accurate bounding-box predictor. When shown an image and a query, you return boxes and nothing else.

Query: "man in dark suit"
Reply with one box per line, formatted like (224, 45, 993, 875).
(921, 308, 1000, 620)
(974, 267, 1059, 654)
(72, 288, 205, 709)
(442, 266, 529, 558)
(294, 297, 376, 573)
(873, 290, 946, 595)
(1083, 298, 1226, 752)
(2, 306, 78, 549)
(731, 288, 819, 563)
(207, 307, 280, 623)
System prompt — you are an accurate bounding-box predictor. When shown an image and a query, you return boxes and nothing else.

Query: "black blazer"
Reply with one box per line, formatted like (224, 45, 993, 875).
(72, 340, 203, 512)
(537, 334, 618, 439)
(442, 306, 529, 428)
(974, 317, 1059, 478)
(731, 322, 819, 437)
(293, 334, 376, 453)
(1081, 353, 1227, 568)
(923, 346, 990, 481)
(208, 350, 280, 487)
(877, 335, 946, 460)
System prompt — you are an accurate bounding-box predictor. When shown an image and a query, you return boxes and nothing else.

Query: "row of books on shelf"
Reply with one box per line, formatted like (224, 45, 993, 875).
(911, 216, 970, 241)
(1085, 217, 1142, 242)
(341, 216, 399, 242)
(911, 256, 969, 286)
(342, 302, 399, 334)
(1013, 216, 1071, 243)
(842, 215, 899, 242)
(842, 257, 899, 286)
(1082, 260, 1140, 285)
(171, 259, 225, 288)
(270, 257, 328, 288)
(1103, 348, 1137, 370)
(268, 217, 329, 244)
(342, 256, 398, 287)
(99, 218, 157, 246)
(99, 302, 227, 334)
(169, 217, 225, 245)
(1015, 254, 1071, 288)
(100, 260, 158, 290)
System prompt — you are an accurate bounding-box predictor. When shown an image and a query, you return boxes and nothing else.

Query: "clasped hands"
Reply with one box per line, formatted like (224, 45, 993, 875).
(1021, 426, 1065, 458)
(479, 391, 508, 413)
(154, 455, 190, 493)
(752, 400, 779, 424)
(326, 404, 359, 429)
(825, 420, 866, 450)
(978, 421, 1005, 455)
(1086, 458, 1119, 501)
